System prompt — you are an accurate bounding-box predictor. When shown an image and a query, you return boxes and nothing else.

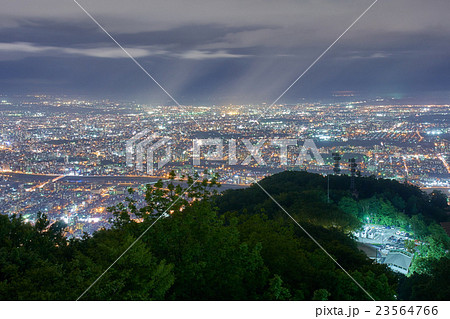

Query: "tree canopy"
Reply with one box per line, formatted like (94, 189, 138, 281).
(0, 171, 448, 300)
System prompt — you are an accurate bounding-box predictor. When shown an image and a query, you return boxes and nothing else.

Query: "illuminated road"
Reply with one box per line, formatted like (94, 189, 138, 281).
(0, 171, 247, 190)
(437, 154, 450, 174)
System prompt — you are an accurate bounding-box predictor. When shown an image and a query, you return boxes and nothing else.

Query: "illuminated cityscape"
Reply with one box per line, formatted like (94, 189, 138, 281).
(1, 0, 450, 305)
(0, 95, 448, 237)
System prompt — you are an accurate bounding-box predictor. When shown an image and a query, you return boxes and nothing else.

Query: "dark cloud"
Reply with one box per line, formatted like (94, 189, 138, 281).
(1, 0, 450, 103)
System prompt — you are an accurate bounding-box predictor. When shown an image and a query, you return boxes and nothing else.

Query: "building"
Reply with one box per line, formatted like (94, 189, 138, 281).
(381, 250, 413, 275)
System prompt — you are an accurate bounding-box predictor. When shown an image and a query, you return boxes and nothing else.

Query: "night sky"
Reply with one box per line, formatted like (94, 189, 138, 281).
(1, 0, 450, 104)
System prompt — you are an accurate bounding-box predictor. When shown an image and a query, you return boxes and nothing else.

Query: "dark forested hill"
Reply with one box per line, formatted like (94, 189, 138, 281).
(0, 171, 448, 300)
(216, 171, 448, 224)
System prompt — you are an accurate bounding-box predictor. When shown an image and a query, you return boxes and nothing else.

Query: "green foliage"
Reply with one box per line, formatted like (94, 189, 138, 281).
(230, 213, 397, 300)
(218, 187, 361, 232)
(0, 171, 448, 300)
(70, 231, 175, 300)
(338, 197, 360, 218)
(264, 275, 292, 300)
(429, 190, 448, 210)
(0, 212, 175, 300)
(398, 255, 450, 300)
(145, 201, 269, 300)
(109, 170, 221, 227)
(312, 289, 330, 301)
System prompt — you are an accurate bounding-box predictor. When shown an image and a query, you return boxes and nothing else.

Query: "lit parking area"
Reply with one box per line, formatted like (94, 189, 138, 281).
(354, 224, 415, 253)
